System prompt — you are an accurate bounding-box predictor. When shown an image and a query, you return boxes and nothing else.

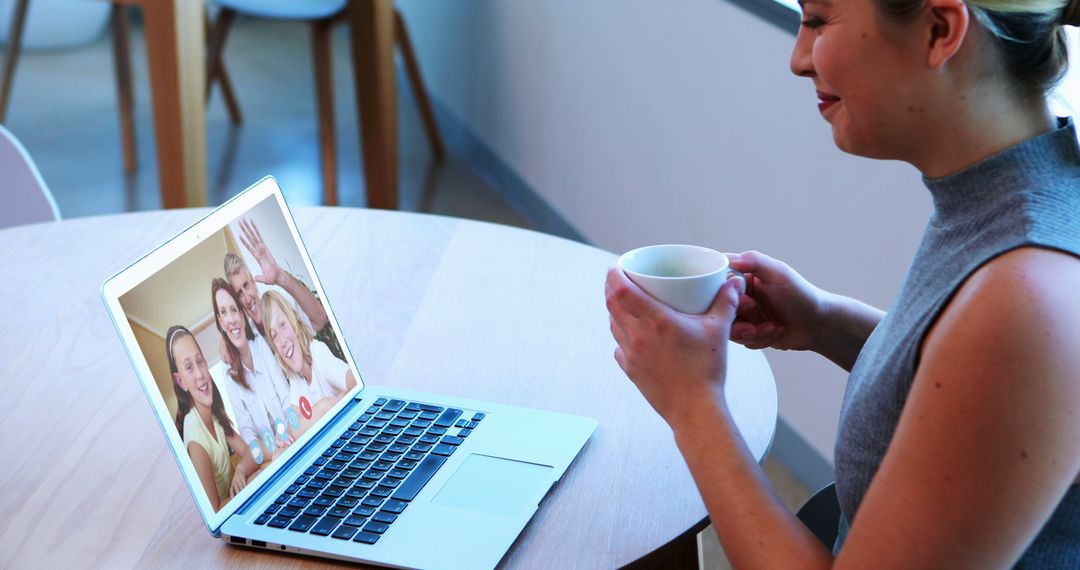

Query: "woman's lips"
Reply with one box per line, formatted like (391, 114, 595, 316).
(197, 379, 209, 395)
(817, 90, 840, 114)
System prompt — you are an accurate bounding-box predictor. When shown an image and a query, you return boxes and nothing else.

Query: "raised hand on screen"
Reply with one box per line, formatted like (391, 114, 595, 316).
(238, 218, 283, 287)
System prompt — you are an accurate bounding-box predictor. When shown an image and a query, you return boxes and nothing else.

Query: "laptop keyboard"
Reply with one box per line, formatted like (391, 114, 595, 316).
(252, 398, 485, 545)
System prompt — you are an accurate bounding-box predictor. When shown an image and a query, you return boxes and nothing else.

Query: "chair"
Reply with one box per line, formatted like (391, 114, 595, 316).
(1, 1, 242, 176)
(206, 0, 445, 206)
(795, 482, 842, 550)
(0, 123, 60, 229)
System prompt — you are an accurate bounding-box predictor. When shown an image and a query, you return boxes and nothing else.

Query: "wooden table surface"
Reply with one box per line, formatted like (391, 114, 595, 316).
(0, 208, 777, 569)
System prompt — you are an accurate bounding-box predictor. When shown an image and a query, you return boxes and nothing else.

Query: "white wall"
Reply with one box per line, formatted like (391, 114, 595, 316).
(395, 0, 935, 466)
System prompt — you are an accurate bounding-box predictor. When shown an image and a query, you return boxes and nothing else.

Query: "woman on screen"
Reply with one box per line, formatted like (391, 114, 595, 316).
(212, 278, 295, 462)
(261, 291, 355, 430)
(167, 326, 257, 511)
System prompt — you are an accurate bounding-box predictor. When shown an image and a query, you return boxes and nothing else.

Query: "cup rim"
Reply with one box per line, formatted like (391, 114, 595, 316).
(617, 244, 730, 280)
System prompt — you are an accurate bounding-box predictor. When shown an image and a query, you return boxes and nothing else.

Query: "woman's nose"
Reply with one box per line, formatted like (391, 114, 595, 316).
(789, 30, 815, 78)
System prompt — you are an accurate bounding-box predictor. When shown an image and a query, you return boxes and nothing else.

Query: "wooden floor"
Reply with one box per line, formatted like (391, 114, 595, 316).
(2, 17, 809, 568)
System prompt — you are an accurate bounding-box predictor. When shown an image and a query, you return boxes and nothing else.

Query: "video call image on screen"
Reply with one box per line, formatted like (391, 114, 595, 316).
(119, 196, 357, 512)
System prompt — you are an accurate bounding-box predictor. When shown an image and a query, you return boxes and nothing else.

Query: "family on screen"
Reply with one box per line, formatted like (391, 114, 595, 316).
(166, 218, 354, 511)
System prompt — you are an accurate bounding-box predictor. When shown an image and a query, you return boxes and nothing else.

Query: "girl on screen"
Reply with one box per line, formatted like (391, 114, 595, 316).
(167, 325, 257, 512)
(212, 278, 296, 462)
(261, 291, 356, 430)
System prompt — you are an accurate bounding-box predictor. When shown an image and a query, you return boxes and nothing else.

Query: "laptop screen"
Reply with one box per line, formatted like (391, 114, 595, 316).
(108, 180, 363, 522)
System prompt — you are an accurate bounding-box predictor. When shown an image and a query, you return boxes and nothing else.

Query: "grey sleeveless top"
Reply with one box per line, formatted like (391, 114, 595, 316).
(832, 118, 1080, 567)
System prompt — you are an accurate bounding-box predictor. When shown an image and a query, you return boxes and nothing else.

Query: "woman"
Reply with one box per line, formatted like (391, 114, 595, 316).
(261, 290, 355, 432)
(167, 326, 257, 511)
(605, 0, 1080, 566)
(212, 278, 294, 463)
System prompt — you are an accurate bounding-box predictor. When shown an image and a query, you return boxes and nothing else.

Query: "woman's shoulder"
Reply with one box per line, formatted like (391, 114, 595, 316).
(182, 410, 203, 445)
(925, 246, 1080, 360)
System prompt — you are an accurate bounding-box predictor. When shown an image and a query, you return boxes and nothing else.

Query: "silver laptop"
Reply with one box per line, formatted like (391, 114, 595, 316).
(101, 176, 596, 569)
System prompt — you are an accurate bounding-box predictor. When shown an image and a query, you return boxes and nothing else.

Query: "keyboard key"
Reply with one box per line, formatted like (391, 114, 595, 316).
(359, 450, 379, 461)
(329, 505, 352, 518)
(388, 443, 409, 454)
(333, 524, 360, 540)
(351, 433, 373, 445)
(345, 488, 368, 500)
(404, 451, 425, 461)
(392, 454, 448, 502)
(382, 500, 408, 514)
(373, 511, 398, 524)
(396, 436, 417, 446)
(373, 460, 394, 471)
(383, 426, 404, 435)
(265, 503, 282, 514)
(441, 436, 464, 446)
(418, 404, 444, 413)
(310, 517, 341, 536)
(342, 444, 363, 454)
(278, 506, 301, 518)
(426, 426, 448, 436)
(337, 496, 360, 508)
(379, 479, 401, 489)
(374, 398, 387, 406)
(314, 470, 335, 481)
(353, 531, 381, 544)
(388, 468, 409, 479)
(341, 467, 363, 479)
(350, 420, 365, 430)
(314, 456, 329, 466)
(363, 521, 390, 534)
(323, 448, 337, 458)
(405, 403, 422, 412)
(345, 513, 369, 526)
(397, 459, 417, 470)
(275, 493, 290, 504)
(419, 434, 440, 444)
(370, 486, 393, 498)
(363, 469, 385, 481)
(362, 497, 385, 508)
(307, 479, 328, 490)
(385, 399, 406, 412)
(359, 427, 379, 437)
(331, 438, 347, 449)
(355, 478, 377, 490)
(389, 419, 410, 428)
(432, 443, 456, 457)
(288, 515, 318, 532)
(304, 506, 328, 518)
(367, 443, 388, 453)
(376, 411, 395, 420)
(458, 428, 473, 438)
(374, 434, 394, 444)
(353, 505, 376, 517)
(322, 487, 345, 498)
(297, 488, 318, 500)
(434, 409, 463, 428)
(455, 419, 468, 428)
(413, 443, 433, 453)
(403, 427, 424, 437)
(287, 498, 310, 509)
(326, 460, 347, 471)
(398, 411, 418, 420)
(254, 513, 272, 525)
(472, 412, 486, 421)
(268, 516, 292, 529)
(368, 420, 387, 429)
(303, 466, 319, 476)
(466, 420, 479, 429)
(313, 496, 335, 508)
(417, 412, 438, 421)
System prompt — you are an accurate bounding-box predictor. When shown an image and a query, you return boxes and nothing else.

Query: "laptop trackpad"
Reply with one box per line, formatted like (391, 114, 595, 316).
(432, 454, 553, 516)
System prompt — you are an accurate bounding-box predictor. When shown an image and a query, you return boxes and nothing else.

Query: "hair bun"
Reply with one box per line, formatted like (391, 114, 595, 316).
(1063, 0, 1080, 26)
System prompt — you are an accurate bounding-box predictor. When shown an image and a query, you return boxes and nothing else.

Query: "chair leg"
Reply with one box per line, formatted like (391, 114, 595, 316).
(311, 20, 337, 206)
(111, 4, 137, 173)
(393, 9, 444, 161)
(205, 7, 242, 124)
(0, 0, 31, 123)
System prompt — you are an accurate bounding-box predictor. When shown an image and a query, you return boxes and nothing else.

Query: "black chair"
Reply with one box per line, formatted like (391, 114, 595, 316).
(796, 482, 841, 550)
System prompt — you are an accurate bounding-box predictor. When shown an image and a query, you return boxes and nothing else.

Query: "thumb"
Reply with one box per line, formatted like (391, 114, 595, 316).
(707, 276, 744, 321)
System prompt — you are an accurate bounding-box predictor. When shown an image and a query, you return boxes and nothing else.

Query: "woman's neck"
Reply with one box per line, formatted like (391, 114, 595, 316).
(238, 343, 254, 372)
(913, 83, 1055, 179)
(302, 361, 313, 385)
(195, 402, 214, 435)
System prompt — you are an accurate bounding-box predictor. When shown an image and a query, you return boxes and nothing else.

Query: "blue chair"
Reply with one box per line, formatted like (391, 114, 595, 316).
(796, 482, 841, 550)
(0, 124, 60, 229)
(206, 1, 445, 206)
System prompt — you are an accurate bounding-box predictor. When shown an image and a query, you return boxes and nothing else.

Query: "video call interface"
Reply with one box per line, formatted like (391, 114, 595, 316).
(120, 195, 356, 512)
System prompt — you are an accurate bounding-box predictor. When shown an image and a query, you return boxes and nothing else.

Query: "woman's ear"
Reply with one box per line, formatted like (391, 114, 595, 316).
(174, 372, 188, 392)
(926, 0, 970, 69)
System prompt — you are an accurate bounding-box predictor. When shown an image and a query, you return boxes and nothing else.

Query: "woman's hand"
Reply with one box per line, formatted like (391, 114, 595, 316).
(605, 266, 743, 429)
(229, 470, 249, 497)
(727, 250, 829, 352)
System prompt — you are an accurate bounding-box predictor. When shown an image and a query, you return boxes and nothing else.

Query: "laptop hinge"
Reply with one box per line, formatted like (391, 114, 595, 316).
(231, 396, 364, 517)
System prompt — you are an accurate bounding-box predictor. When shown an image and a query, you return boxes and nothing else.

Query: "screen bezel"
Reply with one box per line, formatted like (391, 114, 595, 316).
(100, 176, 366, 533)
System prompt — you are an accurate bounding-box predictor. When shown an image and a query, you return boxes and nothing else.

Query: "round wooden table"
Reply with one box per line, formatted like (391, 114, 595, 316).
(0, 208, 777, 569)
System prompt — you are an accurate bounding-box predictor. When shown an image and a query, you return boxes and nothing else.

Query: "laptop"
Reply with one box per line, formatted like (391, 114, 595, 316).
(100, 176, 597, 569)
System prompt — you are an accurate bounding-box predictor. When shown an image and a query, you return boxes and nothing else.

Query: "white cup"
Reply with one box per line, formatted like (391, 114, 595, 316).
(618, 244, 739, 314)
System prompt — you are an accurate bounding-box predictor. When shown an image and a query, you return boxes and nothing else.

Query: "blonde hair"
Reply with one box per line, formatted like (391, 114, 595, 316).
(877, 0, 1076, 98)
(260, 291, 314, 378)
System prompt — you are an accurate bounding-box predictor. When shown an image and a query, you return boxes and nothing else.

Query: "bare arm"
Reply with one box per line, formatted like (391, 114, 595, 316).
(188, 442, 226, 511)
(226, 431, 260, 496)
(607, 248, 1080, 568)
(238, 218, 329, 330)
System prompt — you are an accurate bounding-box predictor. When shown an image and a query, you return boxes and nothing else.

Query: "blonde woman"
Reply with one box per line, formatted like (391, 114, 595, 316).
(606, 0, 1080, 566)
(261, 291, 356, 432)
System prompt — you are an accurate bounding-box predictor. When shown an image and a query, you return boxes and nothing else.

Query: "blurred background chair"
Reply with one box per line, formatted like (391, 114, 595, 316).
(207, 0, 445, 205)
(795, 482, 841, 550)
(0, 123, 60, 229)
